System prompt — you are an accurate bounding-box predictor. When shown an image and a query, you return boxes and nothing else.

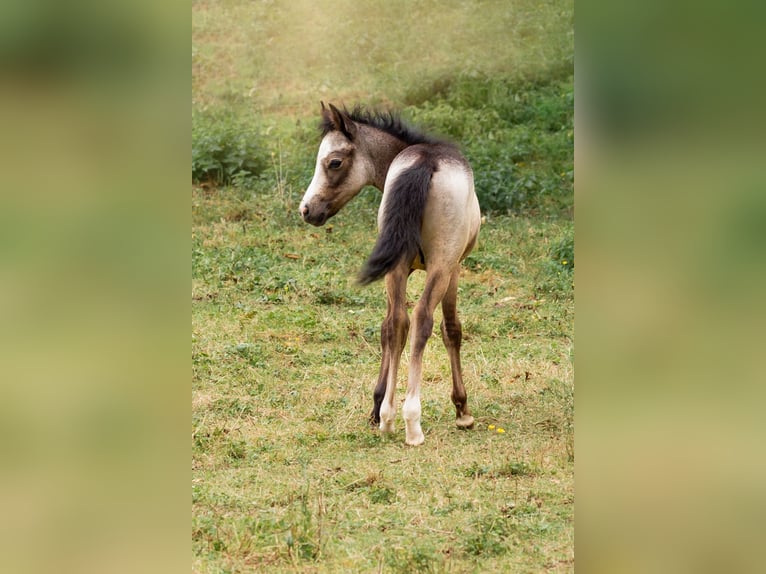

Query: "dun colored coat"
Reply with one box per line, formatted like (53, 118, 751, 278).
(300, 103, 480, 446)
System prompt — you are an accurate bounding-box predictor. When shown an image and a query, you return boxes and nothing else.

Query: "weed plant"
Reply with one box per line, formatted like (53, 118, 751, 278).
(192, 108, 267, 186)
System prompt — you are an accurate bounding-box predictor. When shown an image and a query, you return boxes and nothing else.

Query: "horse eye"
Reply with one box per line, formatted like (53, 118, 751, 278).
(328, 159, 343, 169)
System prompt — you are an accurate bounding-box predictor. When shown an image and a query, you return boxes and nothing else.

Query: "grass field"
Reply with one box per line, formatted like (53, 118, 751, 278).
(193, 1, 573, 571)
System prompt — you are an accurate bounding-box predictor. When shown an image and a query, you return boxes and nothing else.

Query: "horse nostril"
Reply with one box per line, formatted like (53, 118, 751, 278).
(300, 205, 309, 219)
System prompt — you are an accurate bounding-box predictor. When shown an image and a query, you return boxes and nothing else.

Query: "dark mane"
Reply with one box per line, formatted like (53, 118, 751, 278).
(320, 105, 445, 146)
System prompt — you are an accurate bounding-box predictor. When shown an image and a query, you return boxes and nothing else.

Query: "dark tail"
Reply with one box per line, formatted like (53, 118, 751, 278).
(358, 158, 434, 285)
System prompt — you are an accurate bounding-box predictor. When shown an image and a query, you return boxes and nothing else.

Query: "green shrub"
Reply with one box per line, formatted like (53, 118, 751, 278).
(404, 72, 573, 215)
(192, 109, 267, 185)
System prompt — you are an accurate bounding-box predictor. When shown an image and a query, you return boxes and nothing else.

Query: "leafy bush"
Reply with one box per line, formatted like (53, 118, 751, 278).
(192, 109, 267, 185)
(404, 72, 573, 215)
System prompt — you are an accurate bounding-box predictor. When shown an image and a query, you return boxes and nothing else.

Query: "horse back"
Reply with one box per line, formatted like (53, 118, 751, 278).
(381, 144, 480, 270)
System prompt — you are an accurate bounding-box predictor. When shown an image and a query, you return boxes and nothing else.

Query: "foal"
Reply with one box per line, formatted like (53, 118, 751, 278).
(300, 103, 480, 446)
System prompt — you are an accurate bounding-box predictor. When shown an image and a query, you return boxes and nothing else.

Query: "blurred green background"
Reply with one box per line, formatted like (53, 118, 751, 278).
(0, 1, 187, 573)
(578, 1, 766, 572)
(1, 0, 764, 571)
(192, 0, 574, 217)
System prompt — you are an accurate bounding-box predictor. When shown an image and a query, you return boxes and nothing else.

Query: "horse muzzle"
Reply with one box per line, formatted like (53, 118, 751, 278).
(299, 202, 330, 226)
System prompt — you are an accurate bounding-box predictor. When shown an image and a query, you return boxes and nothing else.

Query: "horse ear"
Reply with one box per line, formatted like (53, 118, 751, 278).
(328, 103, 356, 140)
(320, 101, 326, 112)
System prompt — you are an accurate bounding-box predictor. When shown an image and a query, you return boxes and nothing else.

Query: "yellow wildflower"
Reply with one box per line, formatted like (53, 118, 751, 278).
(497, 428, 505, 434)
(488, 424, 495, 430)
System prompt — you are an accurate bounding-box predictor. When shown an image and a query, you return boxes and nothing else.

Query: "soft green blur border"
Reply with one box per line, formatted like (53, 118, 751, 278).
(5, 0, 766, 571)
(0, 1, 189, 573)
(577, 0, 766, 571)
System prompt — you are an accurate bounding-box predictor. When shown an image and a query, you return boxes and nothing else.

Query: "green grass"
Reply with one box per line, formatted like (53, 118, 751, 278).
(192, 186, 573, 573)
(193, 0, 573, 571)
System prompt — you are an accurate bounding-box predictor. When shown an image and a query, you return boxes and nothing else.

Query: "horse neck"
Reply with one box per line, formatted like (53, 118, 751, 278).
(359, 127, 409, 191)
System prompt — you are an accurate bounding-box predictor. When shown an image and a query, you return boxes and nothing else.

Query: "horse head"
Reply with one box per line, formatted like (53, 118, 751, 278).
(299, 103, 371, 226)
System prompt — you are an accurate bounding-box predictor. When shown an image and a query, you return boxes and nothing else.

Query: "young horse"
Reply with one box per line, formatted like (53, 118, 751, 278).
(299, 103, 480, 446)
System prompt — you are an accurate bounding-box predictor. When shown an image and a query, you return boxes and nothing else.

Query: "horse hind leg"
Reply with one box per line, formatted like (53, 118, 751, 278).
(370, 349, 388, 426)
(441, 268, 474, 429)
(403, 268, 452, 445)
(375, 267, 409, 433)
(370, 287, 396, 426)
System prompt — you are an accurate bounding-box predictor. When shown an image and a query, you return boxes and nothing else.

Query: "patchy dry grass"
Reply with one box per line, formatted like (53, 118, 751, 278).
(192, 186, 573, 572)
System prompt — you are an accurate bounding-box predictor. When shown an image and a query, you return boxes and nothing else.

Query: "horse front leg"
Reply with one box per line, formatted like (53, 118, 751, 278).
(441, 268, 474, 429)
(375, 268, 409, 434)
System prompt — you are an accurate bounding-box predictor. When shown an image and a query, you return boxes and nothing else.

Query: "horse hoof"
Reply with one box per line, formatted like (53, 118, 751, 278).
(456, 414, 474, 429)
(405, 432, 425, 446)
(379, 420, 395, 434)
